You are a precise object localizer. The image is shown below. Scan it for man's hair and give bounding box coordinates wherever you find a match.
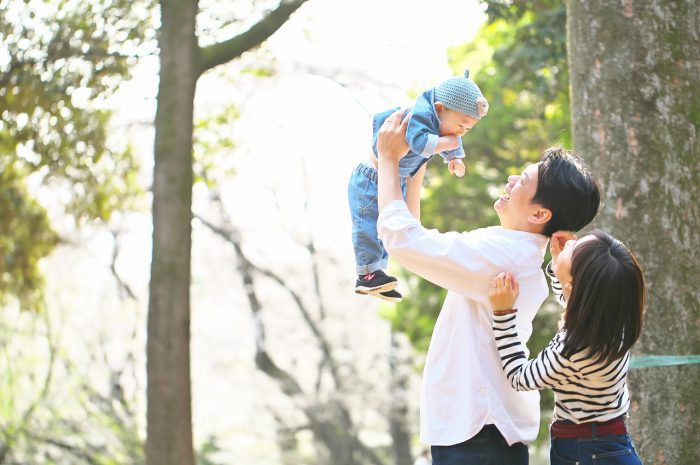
[561,229,645,364]
[532,147,601,236]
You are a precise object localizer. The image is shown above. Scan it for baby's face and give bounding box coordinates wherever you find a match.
[438,108,479,137]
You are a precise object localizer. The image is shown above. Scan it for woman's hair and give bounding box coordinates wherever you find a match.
[561,229,645,364]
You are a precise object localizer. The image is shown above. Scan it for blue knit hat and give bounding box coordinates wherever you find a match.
[434,69,489,119]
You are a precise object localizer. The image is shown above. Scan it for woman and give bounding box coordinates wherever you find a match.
[489,229,644,464]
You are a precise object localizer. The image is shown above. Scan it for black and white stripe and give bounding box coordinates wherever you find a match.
[491,263,631,424]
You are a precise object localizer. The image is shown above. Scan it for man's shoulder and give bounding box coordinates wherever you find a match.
[462,227,546,260]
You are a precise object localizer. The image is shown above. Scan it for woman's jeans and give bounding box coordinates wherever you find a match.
[550,433,643,465]
[431,425,528,465]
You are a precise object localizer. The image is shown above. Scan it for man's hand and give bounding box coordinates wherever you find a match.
[448,158,466,177]
[377,109,410,163]
[550,231,576,265]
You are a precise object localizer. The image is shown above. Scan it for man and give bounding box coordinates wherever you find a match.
[375,109,601,464]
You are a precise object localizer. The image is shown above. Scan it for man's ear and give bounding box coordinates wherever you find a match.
[528,207,552,226]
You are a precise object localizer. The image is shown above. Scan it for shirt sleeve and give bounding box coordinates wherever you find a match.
[492,317,579,391]
[377,200,513,303]
[546,262,567,308]
[405,110,439,158]
[440,138,465,162]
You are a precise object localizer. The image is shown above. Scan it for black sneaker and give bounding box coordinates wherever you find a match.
[354,270,398,294]
[369,289,403,303]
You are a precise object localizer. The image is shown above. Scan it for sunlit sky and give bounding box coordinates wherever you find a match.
[111,0,488,264]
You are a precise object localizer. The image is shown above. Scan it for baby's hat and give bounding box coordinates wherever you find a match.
[434,69,489,119]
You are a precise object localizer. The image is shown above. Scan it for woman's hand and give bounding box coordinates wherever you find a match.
[489,272,519,311]
[550,231,576,265]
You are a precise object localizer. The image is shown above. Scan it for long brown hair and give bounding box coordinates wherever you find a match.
[561,230,645,364]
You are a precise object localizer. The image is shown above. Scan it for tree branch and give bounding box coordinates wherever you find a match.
[109,229,138,301]
[195,208,343,389]
[197,0,309,75]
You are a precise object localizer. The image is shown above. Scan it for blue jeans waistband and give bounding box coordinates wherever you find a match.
[353,163,378,182]
[353,162,411,182]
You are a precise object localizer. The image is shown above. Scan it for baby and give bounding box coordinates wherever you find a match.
[348,69,488,302]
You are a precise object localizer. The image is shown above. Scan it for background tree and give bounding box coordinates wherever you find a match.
[0,0,149,311]
[567,0,700,463]
[147,1,309,464]
[187,88,417,462]
[0,232,145,464]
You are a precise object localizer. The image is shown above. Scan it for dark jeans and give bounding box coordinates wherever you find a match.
[550,433,642,465]
[431,425,528,465]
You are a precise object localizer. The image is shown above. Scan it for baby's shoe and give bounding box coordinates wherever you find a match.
[355,270,398,294]
[370,289,403,303]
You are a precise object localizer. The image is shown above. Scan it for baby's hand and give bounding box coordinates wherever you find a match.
[448,158,466,177]
[489,272,519,312]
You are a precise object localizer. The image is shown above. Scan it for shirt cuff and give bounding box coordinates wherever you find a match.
[421,134,439,158]
[442,148,466,162]
[492,313,518,331]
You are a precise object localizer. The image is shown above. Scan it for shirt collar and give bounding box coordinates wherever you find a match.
[491,226,549,255]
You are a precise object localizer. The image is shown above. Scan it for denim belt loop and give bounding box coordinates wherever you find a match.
[591,422,598,439]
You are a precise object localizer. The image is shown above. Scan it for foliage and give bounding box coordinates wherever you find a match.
[193,101,239,188]
[382,0,570,445]
[0,308,144,464]
[0,0,153,310]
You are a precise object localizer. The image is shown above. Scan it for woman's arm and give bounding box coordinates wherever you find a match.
[490,273,578,391]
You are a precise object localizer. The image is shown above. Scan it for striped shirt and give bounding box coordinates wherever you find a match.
[491,264,631,424]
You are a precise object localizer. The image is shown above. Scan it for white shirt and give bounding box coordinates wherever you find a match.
[377,200,550,446]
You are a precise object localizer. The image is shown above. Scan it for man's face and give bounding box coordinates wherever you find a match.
[494,163,543,231]
[437,108,479,137]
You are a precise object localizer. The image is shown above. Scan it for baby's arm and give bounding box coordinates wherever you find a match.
[434,136,461,153]
[440,137,466,177]
[405,111,451,157]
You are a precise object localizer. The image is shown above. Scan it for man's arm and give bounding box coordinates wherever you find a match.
[405,163,426,220]
[377,109,410,210]
[376,109,511,302]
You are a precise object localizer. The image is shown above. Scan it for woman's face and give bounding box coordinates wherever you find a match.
[553,234,598,296]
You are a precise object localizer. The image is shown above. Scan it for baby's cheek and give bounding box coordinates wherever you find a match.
[439,122,454,136]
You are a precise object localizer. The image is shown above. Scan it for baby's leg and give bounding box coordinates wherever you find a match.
[348,164,388,276]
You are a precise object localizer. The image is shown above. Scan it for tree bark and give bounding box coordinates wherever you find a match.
[146,0,198,464]
[146,0,311,461]
[567,1,700,463]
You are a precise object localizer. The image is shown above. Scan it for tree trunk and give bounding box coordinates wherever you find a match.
[146,0,198,464]
[567,1,700,463]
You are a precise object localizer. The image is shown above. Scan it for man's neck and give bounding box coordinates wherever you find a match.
[499,221,546,236]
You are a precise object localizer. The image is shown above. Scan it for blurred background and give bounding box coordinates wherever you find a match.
[1,0,698,464]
